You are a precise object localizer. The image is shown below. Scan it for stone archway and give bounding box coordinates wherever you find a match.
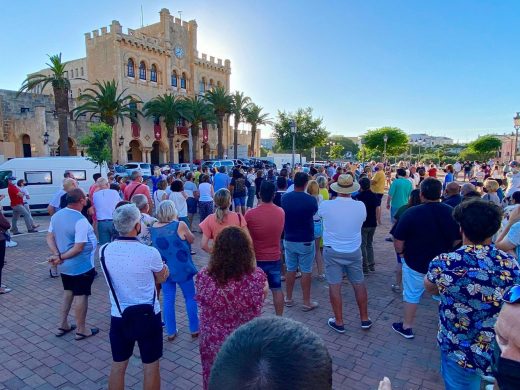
[202,143,210,160]
[22,134,31,157]
[178,140,189,163]
[151,141,168,165]
[128,140,143,162]
[68,137,77,156]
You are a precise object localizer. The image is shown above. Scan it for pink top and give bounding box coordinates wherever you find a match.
[199,212,247,240]
[196,267,266,389]
[124,181,153,207]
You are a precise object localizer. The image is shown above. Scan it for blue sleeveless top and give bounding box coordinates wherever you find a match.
[150,221,197,283]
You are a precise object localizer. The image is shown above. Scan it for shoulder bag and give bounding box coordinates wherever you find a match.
[100,243,157,339]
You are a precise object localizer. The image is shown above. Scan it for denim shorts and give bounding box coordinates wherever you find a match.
[256,260,282,290]
[402,260,425,304]
[233,196,246,207]
[323,246,364,284]
[186,197,197,214]
[440,350,481,390]
[284,240,315,273]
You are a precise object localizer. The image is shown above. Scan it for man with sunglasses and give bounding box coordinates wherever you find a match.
[492,285,520,390]
[424,199,520,390]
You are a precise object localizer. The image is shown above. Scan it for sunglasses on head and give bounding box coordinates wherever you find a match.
[503,285,520,304]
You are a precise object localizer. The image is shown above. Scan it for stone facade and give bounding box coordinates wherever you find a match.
[20,8,260,163]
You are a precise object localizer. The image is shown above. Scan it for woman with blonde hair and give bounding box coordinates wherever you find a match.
[306,180,325,280]
[199,189,247,253]
[482,179,501,207]
[196,226,267,389]
[150,200,199,341]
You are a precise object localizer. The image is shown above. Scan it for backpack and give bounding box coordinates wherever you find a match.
[234,177,246,194]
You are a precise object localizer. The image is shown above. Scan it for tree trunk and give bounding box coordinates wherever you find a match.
[233,116,239,159]
[168,125,175,163]
[217,114,224,159]
[54,86,70,156]
[191,123,199,161]
[250,124,257,157]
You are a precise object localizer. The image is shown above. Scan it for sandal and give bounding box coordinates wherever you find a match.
[167,334,177,342]
[302,301,319,312]
[191,332,199,339]
[55,325,76,337]
[0,287,12,294]
[284,299,294,307]
[75,327,99,340]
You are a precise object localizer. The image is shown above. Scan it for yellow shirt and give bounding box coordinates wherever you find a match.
[194,171,201,184]
[319,188,330,201]
[371,170,385,194]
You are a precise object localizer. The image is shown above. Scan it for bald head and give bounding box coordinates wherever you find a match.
[495,302,520,362]
[445,182,461,196]
[461,183,476,196]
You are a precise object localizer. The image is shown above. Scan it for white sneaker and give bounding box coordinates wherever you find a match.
[6,241,18,248]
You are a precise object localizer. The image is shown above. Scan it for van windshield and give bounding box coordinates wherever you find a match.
[124,164,138,169]
[0,171,12,190]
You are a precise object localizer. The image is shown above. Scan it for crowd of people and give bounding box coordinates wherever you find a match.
[1,157,520,390]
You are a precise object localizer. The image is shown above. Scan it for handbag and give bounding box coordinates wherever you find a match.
[100,243,157,339]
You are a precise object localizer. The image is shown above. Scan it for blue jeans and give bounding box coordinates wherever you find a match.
[441,351,481,390]
[98,220,115,245]
[162,278,199,336]
[247,186,256,208]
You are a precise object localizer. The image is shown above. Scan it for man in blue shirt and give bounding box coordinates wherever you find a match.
[213,166,230,192]
[281,172,319,311]
[47,188,98,340]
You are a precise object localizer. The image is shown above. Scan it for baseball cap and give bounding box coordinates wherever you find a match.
[510,161,519,168]
[7,176,16,181]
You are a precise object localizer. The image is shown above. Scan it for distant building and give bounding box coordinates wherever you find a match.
[409,133,453,147]
[260,138,276,150]
[495,134,518,163]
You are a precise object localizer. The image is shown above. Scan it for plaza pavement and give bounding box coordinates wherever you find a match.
[0,202,443,390]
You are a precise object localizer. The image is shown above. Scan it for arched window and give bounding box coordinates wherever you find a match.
[127,59,135,78]
[139,61,146,80]
[199,77,206,93]
[150,64,157,82]
[180,72,187,89]
[209,79,214,91]
[171,70,178,87]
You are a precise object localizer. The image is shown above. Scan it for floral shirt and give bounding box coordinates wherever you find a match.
[137,213,157,246]
[427,245,520,374]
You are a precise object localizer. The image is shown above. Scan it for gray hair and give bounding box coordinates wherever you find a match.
[316,175,327,189]
[113,204,141,235]
[156,200,178,223]
[131,170,142,181]
[96,177,109,187]
[131,194,148,211]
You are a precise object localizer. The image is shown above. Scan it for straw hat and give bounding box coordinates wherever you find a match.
[330,174,360,195]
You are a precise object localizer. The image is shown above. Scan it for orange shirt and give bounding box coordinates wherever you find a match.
[199,212,247,240]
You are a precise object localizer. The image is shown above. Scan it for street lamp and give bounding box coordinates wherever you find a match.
[43,131,49,145]
[118,135,124,147]
[383,134,388,163]
[290,120,297,168]
[514,112,520,161]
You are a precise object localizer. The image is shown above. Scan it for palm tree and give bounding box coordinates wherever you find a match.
[73,80,141,159]
[245,104,272,157]
[230,91,251,159]
[19,53,71,155]
[143,94,183,162]
[181,97,216,162]
[205,86,233,159]
[73,80,141,127]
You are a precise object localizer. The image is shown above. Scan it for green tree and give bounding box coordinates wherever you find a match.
[466,135,502,159]
[260,146,269,157]
[245,104,272,157]
[361,127,409,159]
[143,94,183,163]
[273,107,329,158]
[230,91,251,159]
[180,97,216,161]
[205,86,233,158]
[329,144,345,160]
[80,123,112,172]
[19,53,71,155]
[329,135,360,157]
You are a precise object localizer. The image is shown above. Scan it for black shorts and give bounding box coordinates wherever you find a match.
[109,312,163,364]
[375,193,384,206]
[61,268,96,296]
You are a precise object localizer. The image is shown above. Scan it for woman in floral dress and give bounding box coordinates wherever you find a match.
[195,226,267,389]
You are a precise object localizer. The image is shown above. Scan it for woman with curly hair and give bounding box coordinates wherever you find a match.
[199,189,247,253]
[195,226,268,389]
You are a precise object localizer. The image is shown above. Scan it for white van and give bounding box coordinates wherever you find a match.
[0,157,108,213]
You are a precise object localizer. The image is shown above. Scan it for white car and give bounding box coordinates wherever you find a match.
[124,162,152,178]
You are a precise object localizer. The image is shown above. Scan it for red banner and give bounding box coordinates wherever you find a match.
[131,122,140,138]
[177,126,188,136]
[154,123,161,140]
[202,126,208,142]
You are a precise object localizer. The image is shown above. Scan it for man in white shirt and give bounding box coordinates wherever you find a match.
[408,166,420,189]
[100,204,169,390]
[318,174,371,334]
[506,161,520,198]
[92,177,121,245]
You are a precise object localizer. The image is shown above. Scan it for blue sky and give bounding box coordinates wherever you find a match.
[1,0,519,141]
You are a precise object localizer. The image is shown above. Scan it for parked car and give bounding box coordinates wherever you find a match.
[114,165,129,178]
[232,159,251,167]
[202,159,235,171]
[124,162,152,178]
[0,157,109,213]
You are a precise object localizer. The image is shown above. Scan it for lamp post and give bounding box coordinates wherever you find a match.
[514,112,520,161]
[188,125,194,168]
[290,120,297,168]
[383,134,388,163]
